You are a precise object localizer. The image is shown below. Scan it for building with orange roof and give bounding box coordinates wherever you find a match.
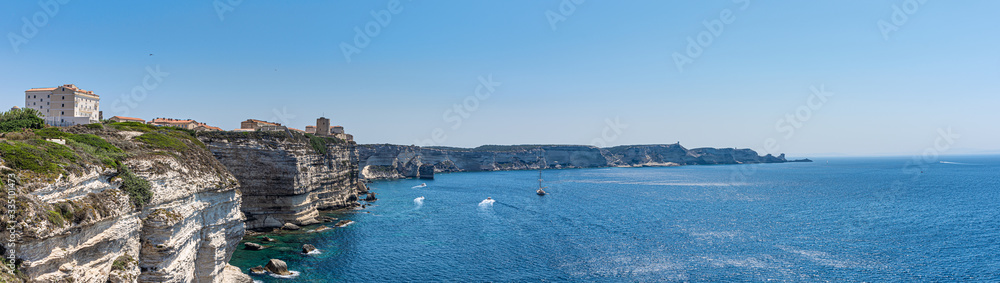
[148,118,199,129]
[240,119,286,131]
[25,84,100,126]
[109,116,145,123]
[148,117,222,131]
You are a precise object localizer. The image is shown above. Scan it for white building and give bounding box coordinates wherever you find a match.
[25,84,100,126]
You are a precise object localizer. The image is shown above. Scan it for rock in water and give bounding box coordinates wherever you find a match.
[264,259,291,275]
[249,266,266,275]
[335,220,353,227]
[261,236,276,242]
[282,223,301,230]
[365,192,378,201]
[244,242,264,250]
[302,244,316,254]
[222,264,254,283]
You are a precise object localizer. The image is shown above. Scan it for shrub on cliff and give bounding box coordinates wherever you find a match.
[119,167,152,209]
[305,134,330,154]
[0,108,44,133]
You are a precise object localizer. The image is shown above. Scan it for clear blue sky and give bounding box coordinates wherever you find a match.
[1,1,998,156]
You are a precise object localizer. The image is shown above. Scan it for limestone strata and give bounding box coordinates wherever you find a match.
[357,143,788,179]
[198,131,366,230]
[0,125,247,283]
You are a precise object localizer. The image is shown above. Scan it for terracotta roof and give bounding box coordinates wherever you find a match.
[246,119,281,126]
[150,118,196,124]
[195,124,222,131]
[111,116,144,121]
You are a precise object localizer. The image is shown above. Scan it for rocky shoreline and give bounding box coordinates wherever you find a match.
[0,121,803,282]
[357,143,804,180]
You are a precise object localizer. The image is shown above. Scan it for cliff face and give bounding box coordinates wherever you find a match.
[357,143,787,179]
[0,124,250,283]
[198,131,366,231]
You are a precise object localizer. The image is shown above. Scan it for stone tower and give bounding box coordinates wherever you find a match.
[316,117,330,136]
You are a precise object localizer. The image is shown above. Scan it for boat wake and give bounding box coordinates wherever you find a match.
[412,183,427,188]
[414,196,425,208]
[268,270,301,279]
[940,161,975,165]
[478,198,495,208]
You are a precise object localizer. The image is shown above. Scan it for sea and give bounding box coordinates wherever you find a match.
[229,155,1000,282]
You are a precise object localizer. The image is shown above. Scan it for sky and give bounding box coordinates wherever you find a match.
[1,1,998,157]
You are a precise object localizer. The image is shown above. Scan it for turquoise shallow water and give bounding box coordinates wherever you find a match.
[230,156,1000,282]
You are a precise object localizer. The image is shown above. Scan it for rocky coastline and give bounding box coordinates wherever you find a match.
[0,121,801,282]
[197,131,368,231]
[357,143,799,180]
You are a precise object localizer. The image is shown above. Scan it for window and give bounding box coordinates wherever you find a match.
[61,111,64,115]
[62,104,65,107]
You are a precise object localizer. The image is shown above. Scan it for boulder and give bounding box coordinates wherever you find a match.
[244,242,264,251]
[264,259,291,275]
[261,236,276,242]
[364,192,377,201]
[313,226,331,232]
[249,266,266,275]
[335,220,353,227]
[222,264,254,283]
[302,244,316,254]
[282,223,301,230]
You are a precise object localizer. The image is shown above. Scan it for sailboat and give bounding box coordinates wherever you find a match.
[536,170,547,196]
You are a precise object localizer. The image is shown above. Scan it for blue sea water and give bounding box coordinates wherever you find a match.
[230,156,1000,282]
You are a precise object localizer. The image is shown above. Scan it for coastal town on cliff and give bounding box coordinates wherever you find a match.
[0,83,807,282]
[3,1,995,282]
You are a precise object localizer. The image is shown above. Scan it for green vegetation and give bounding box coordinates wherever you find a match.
[163,126,196,137]
[119,168,152,209]
[84,123,103,130]
[111,254,135,271]
[34,128,126,169]
[306,133,330,154]
[0,108,44,133]
[46,210,64,227]
[136,132,188,151]
[0,139,77,174]
[109,121,154,132]
[33,127,71,139]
